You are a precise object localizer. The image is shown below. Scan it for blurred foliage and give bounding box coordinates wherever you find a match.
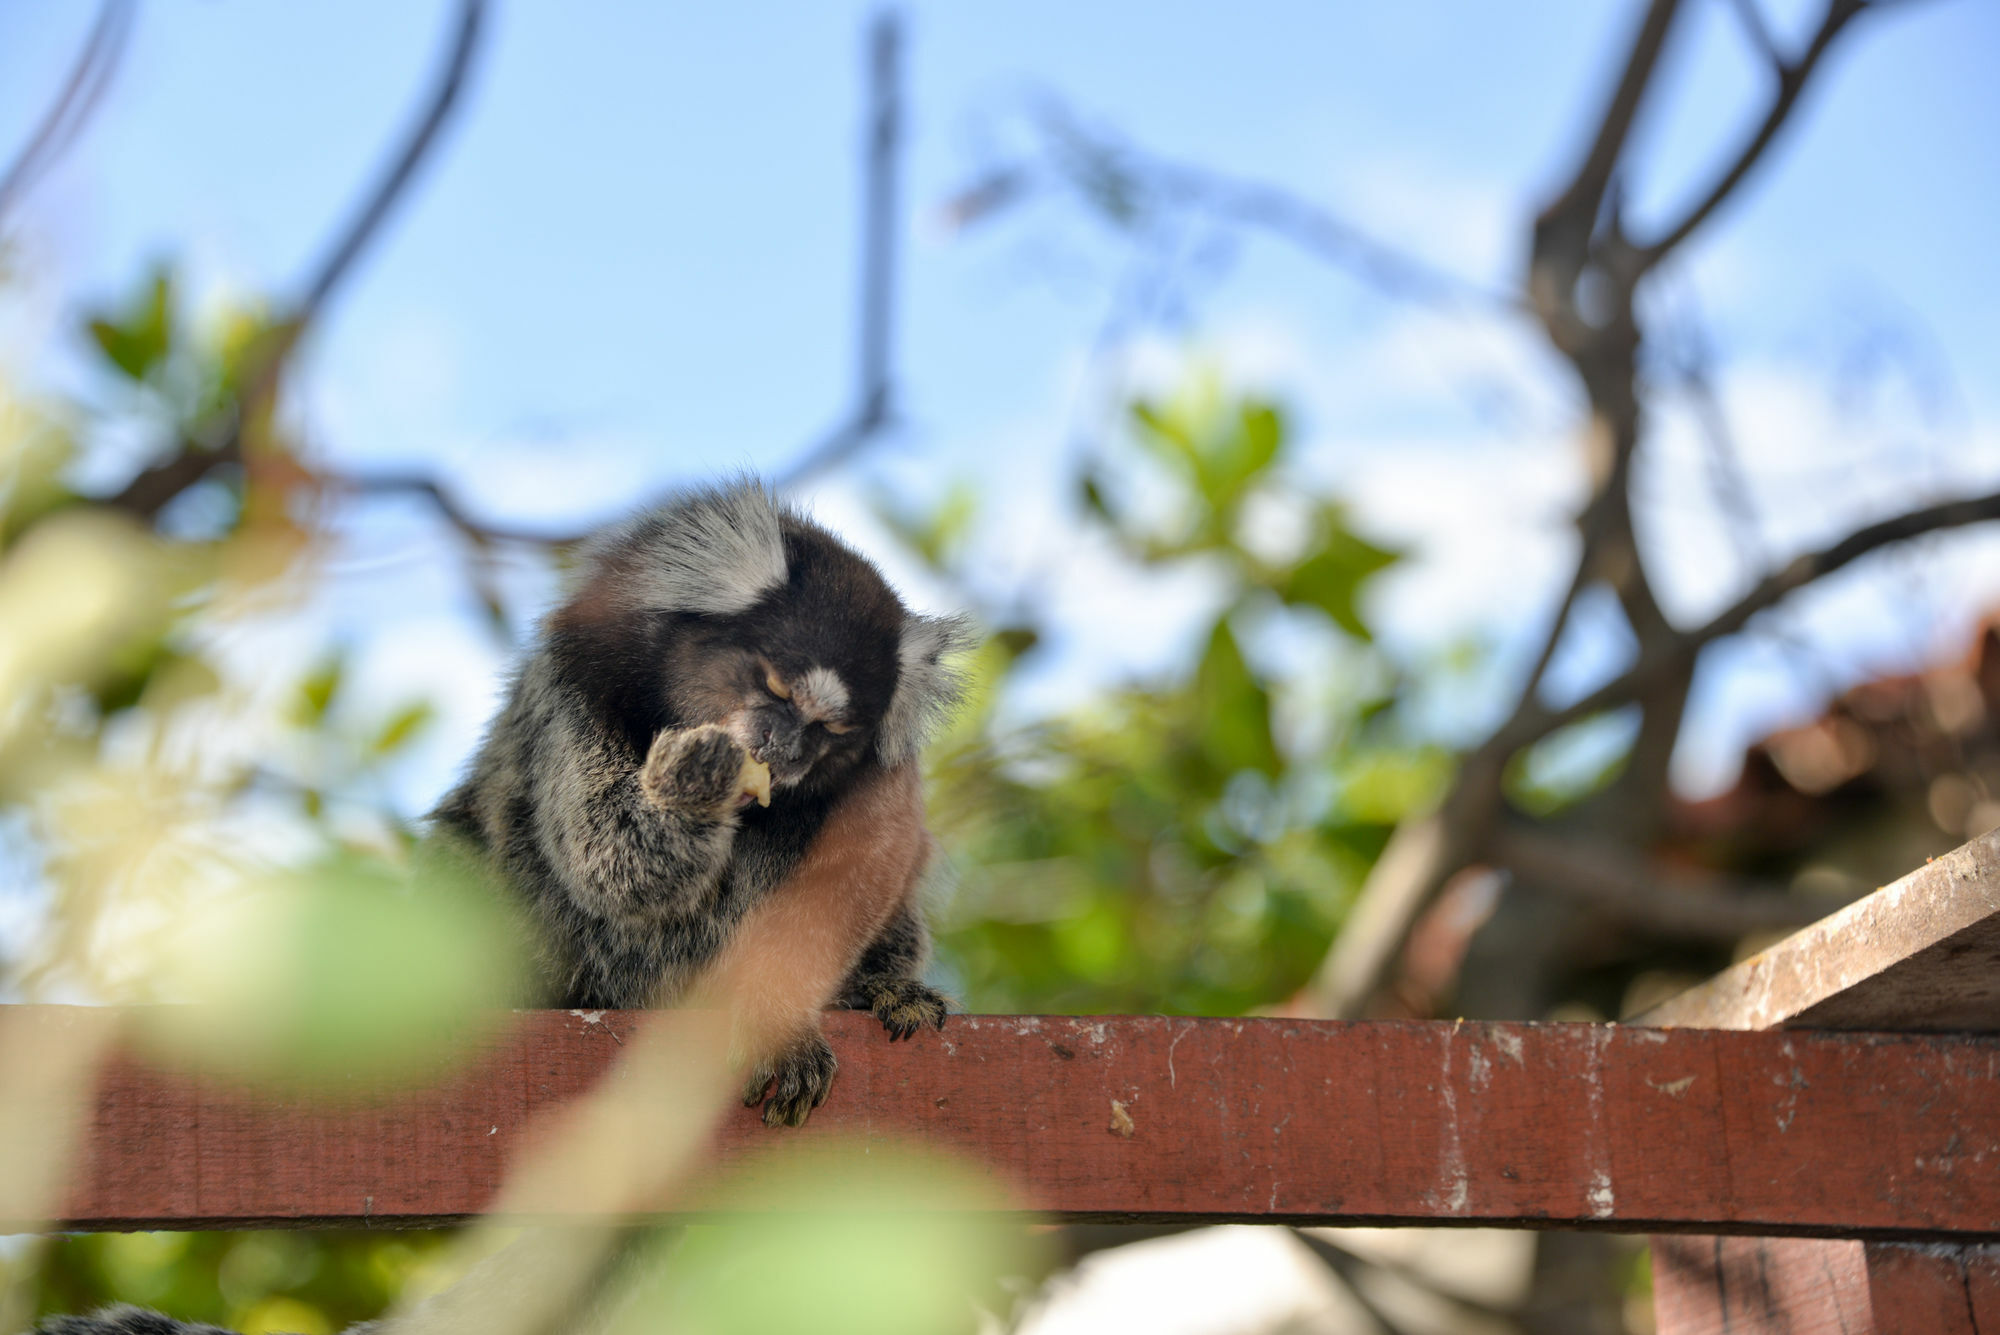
[611,1140,1039,1335]
[132,847,527,1089]
[2,265,510,1332]
[919,377,1441,1014]
[22,1231,450,1335]
[0,263,462,999]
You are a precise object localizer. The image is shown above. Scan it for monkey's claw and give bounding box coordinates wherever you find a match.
[742,1031,837,1129]
[868,979,950,1041]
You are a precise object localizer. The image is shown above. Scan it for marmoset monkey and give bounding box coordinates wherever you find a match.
[23,486,969,1335]
[430,479,968,1126]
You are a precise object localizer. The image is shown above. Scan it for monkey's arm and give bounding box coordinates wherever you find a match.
[533,715,751,921]
[703,760,939,1126]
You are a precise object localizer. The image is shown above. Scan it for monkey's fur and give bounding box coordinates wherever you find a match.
[31,1313,239,1335]
[429,479,968,1126]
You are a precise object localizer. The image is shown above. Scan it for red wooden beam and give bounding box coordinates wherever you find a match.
[8,1006,1995,1236]
[1652,1237,2000,1334]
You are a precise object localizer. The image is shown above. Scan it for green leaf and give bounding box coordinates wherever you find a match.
[990,626,1040,663]
[291,655,345,726]
[135,849,531,1086]
[369,701,435,756]
[1280,511,1402,641]
[1131,393,1286,521]
[1130,398,1199,471]
[1336,749,1453,824]
[91,633,174,715]
[1193,619,1279,776]
[1078,469,1113,522]
[872,481,977,572]
[1202,400,1282,506]
[85,268,174,381]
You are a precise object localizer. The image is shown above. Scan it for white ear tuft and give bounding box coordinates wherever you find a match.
[877,613,975,767]
[587,479,787,616]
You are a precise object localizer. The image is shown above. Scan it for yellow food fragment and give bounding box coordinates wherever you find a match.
[739,755,772,808]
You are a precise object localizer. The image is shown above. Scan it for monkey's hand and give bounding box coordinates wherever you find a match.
[740,1028,838,1129]
[641,725,765,816]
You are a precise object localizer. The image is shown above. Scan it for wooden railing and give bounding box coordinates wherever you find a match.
[5,828,1998,1333]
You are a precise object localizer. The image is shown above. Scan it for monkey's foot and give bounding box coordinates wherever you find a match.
[741,1030,837,1129]
[863,978,950,1041]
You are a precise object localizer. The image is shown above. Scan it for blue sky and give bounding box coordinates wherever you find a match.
[4,0,1999,807]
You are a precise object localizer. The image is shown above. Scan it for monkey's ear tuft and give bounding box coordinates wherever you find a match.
[878,613,976,767]
[580,478,788,617]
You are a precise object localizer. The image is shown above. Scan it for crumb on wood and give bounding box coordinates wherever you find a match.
[1108,1099,1136,1138]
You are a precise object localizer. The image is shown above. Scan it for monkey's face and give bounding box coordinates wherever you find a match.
[673,645,876,799]
[735,655,866,793]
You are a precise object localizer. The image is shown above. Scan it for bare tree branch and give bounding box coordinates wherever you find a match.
[1511,441,1646,717]
[342,7,905,551]
[0,0,134,228]
[1678,339,1766,573]
[1146,161,1517,310]
[1489,826,1838,942]
[1523,487,2000,744]
[297,0,486,322]
[1691,489,2000,656]
[1636,0,1866,268]
[103,0,488,523]
[1532,0,1683,271]
[1309,809,1464,1019]
[955,105,1515,311]
[776,10,904,490]
[1317,111,1973,1020]
[330,471,573,549]
[1312,2,1702,1020]
[1726,0,1782,66]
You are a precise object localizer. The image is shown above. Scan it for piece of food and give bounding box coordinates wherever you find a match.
[738,754,772,808]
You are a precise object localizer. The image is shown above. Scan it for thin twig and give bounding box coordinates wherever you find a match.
[1670,317,1843,699]
[776,10,904,490]
[104,0,488,522]
[1510,447,1640,716]
[1726,0,1782,66]
[1668,293,1767,572]
[331,471,577,548]
[1535,0,1684,245]
[1637,0,1865,267]
[0,0,135,227]
[977,102,1516,311]
[1151,162,1518,310]
[298,0,486,322]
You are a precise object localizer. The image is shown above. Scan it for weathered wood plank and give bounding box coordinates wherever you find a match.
[1639,828,2000,1033]
[1651,1236,1872,1335]
[7,1007,1995,1236]
[1645,831,2000,1333]
[1862,1244,1994,1334]
[1651,1238,2000,1335]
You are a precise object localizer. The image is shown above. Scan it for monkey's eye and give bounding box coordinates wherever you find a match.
[758,660,791,701]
